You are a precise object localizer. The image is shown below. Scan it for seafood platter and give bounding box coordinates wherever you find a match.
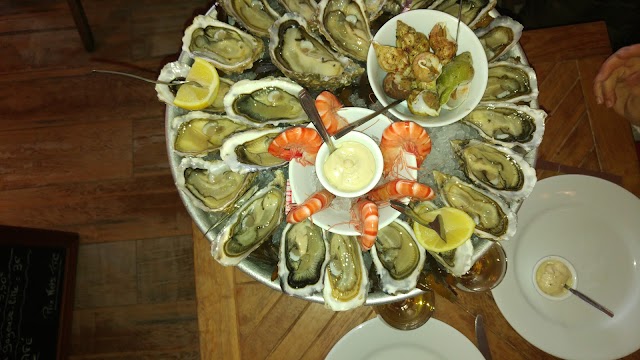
[159,0,546,309]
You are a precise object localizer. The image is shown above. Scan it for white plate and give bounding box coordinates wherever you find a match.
[288,107,417,236]
[492,175,640,360]
[326,317,484,360]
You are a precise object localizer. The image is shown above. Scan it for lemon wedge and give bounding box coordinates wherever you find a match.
[173,57,220,110]
[412,207,475,252]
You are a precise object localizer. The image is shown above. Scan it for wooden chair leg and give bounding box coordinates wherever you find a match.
[66,0,95,52]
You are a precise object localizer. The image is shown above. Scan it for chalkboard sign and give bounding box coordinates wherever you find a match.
[0,225,78,360]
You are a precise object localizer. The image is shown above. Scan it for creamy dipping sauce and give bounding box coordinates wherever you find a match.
[323,141,376,192]
[535,260,572,296]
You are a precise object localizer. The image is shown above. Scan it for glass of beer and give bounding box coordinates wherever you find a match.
[455,242,508,292]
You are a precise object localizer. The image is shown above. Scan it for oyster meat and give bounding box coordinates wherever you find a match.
[482,61,539,103]
[462,102,546,150]
[172,111,250,156]
[224,77,308,127]
[181,14,264,73]
[451,139,537,201]
[370,220,426,294]
[317,0,372,61]
[278,220,330,297]
[268,13,364,90]
[277,0,319,29]
[212,171,286,266]
[323,233,368,311]
[176,158,257,212]
[205,78,235,113]
[222,0,280,37]
[429,0,497,29]
[220,127,288,173]
[430,239,474,276]
[433,171,517,241]
[474,16,524,62]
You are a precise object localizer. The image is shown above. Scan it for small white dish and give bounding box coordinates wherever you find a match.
[367,9,488,127]
[288,107,417,236]
[315,131,383,198]
[532,255,577,301]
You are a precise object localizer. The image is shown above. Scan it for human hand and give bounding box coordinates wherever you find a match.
[593,44,640,126]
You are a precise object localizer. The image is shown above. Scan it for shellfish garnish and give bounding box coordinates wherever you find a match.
[176,158,257,212]
[482,61,539,103]
[212,171,286,266]
[224,77,308,127]
[317,0,372,61]
[474,16,524,62]
[172,111,250,156]
[450,139,536,201]
[220,127,288,174]
[428,0,497,29]
[370,220,426,295]
[222,0,280,37]
[268,13,364,90]
[278,220,330,297]
[323,233,368,311]
[462,102,547,151]
[181,14,264,73]
[433,171,517,241]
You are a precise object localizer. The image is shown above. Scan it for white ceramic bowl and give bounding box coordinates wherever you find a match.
[288,107,417,235]
[315,131,383,198]
[532,255,578,301]
[367,9,488,127]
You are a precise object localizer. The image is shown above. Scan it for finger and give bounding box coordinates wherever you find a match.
[595,44,640,83]
[611,44,640,61]
[602,67,625,107]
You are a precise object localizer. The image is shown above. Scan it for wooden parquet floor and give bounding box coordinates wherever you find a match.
[1,0,214,358]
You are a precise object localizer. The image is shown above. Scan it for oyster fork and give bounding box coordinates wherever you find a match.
[91,69,202,87]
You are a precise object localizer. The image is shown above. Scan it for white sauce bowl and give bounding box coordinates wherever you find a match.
[532,255,578,301]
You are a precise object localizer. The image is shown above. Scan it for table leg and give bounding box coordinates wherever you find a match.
[66,0,95,52]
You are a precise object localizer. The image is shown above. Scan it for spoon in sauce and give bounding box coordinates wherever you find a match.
[299,88,337,153]
[563,284,614,318]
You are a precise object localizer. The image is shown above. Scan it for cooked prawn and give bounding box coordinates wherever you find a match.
[351,198,379,251]
[367,179,435,203]
[287,189,335,224]
[379,121,432,177]
[315,91,349,135]
[268,127,323,166]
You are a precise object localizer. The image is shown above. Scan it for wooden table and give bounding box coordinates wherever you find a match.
[191,21,640,360]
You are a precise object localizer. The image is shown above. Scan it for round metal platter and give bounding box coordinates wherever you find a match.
[165,5,540,306]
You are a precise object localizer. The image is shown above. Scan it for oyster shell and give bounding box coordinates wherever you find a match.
[222,0,280,37]
[171,111,250,156]
[317,0,373,61]
[224,77,308,127]
[278,220,330,297]
[212,171,286,266]
[268,13,364,90]
[155,61,191,107]
[474,16,524,62]
[276,0,319,29]
[181,14,264,73]
[450,139,537,201]
[409,0,439,9]
[433,171,517,241]
[176,158,257,212]
[482,61,539,103]
[462,102,547,151]
[364,0,388,21]
[370,220,426,294]
[220,127,288,173]
[429,239,474,276]
[428,0,497,29]
[323,233,368,311]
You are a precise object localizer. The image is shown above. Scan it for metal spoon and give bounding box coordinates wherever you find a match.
[298,88,337,153]
[390,200,447,243]
[333,98,404,140]
[455,0,463,44]
[91,69,202,87]
[563,284,614,318]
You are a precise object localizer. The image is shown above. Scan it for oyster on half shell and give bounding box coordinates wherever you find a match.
[212,171,286,266]
[462,102,546,151]
[172,111,250,156]
[277,0,319,29]
[222,0,280,38]
[278,220,330,297]
[317,0,372,61]
[482,61,539,103]
[323,233,368,311]
[268,13,364,90]
[433,171,517,241]
[182,14,264,73]
[474,16,524,62]
[224,77,308,127]
[155,61,191,107]
[450,139,537,201]
[220,127,288,173]
[428,0,497,29]
[430,239,474,276]
[176,158,257,212]
[370,220,426,295]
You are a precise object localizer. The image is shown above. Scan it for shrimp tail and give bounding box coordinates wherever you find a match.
[287,189,336,224]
